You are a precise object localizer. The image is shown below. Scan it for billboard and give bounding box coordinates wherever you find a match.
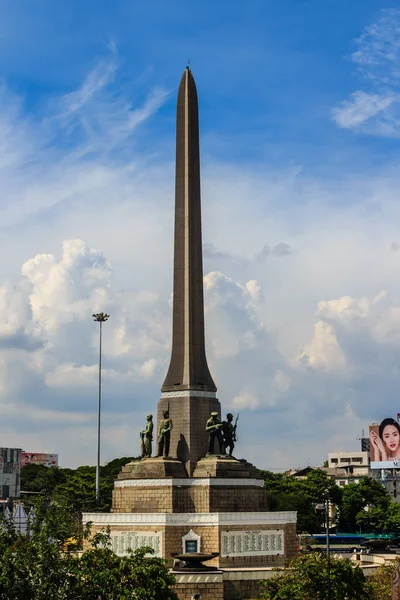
[21,453,58,468]
[370,419,400,469]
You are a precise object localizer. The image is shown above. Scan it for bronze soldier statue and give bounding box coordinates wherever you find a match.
[140,414,154,458]
[223,413,238,457]
[157,410,173,457]
[206,411,224,454]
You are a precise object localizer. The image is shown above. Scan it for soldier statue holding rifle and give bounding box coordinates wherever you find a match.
[223,413,239,457]
[206,412,224,454]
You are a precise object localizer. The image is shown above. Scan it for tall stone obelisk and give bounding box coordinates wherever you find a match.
[157,67,221,475]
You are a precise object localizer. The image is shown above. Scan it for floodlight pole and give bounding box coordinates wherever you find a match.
[92,312,110,505]
[325,493,331,600]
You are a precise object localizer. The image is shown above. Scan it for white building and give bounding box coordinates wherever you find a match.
[327,451,369,487]
[0,448,21,498]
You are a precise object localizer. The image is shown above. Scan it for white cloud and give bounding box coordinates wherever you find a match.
[44,364,99,388]
[232,391,259,410]
[139,358,158,379]
[332,9,400,135]
[298,320,347,373]
[317,294,378,322]
[273,370,291,392]
[332,91,395,129]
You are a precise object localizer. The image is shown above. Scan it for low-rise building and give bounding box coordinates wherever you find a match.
[327,451,369,486]
[0,448,21,499]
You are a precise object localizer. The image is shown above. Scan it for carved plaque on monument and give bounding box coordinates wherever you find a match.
[221,529,284,557]
[110,531,162,557]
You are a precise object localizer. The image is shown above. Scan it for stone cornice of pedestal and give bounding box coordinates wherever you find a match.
[82,511,297,526]
[174,573,223,583]
[114,477,264,488]
[160,390,217,398]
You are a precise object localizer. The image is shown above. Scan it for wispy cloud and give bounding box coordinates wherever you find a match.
[45,49,170,157]
[0,52,170,230]
[332,9,400,136]
[332,91,396,129]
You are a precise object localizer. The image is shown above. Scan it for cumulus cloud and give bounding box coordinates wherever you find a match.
[298,321,348,374]
[0,238,290,466]
[296,289,400,432]
[204,271,264,359]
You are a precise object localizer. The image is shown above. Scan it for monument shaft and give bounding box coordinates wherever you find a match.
[158,68,220,474]
[162,67,216,393]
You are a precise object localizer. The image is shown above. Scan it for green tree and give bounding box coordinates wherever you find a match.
[339,477,396,532]
[21,457,139,512]
[69,531,177,600]
[20,464,66,496]
[369,560,399,600]
[0,501,79,599]
[0,503,177,600]
[262,469,341,533]
[260,553,371,600]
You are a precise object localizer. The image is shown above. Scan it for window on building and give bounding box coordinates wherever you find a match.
[185,540,198,553]
[340,458,350,463]
[339,481,346,486]
[351,457,363,463]
[330,458,338,464]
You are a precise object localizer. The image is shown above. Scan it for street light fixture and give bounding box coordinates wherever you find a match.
[324,491,331,600]
[315,490,332,600]
[92,312,110,505]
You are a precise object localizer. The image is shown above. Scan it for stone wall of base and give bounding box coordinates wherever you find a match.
[221,569,277,600]
[173,568,278,600]
[84,519,297,569]
[223,579,262,600]
[173,572,224,600]
[112,478,267,514]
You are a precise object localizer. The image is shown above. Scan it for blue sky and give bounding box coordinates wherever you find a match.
[1,1,400,470]
[2,1,398,166]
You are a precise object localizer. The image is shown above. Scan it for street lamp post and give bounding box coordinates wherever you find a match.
[315,492,332,599]
[92,312,110,505]
[325,492,331,600]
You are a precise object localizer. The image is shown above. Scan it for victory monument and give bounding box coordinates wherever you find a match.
[83,67,297,600]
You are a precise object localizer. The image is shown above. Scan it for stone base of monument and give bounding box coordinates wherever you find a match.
[193,455,257,478]
[111,455,269,514]
[83,455,297,600]
[173,571,224,600]
[117,456,188,480]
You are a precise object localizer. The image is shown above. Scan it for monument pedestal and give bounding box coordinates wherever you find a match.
[157,392,221,476]
[84,455,297,599]
[118,457,188,480]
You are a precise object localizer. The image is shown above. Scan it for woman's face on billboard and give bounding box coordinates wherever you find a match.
[382,425,400,454]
